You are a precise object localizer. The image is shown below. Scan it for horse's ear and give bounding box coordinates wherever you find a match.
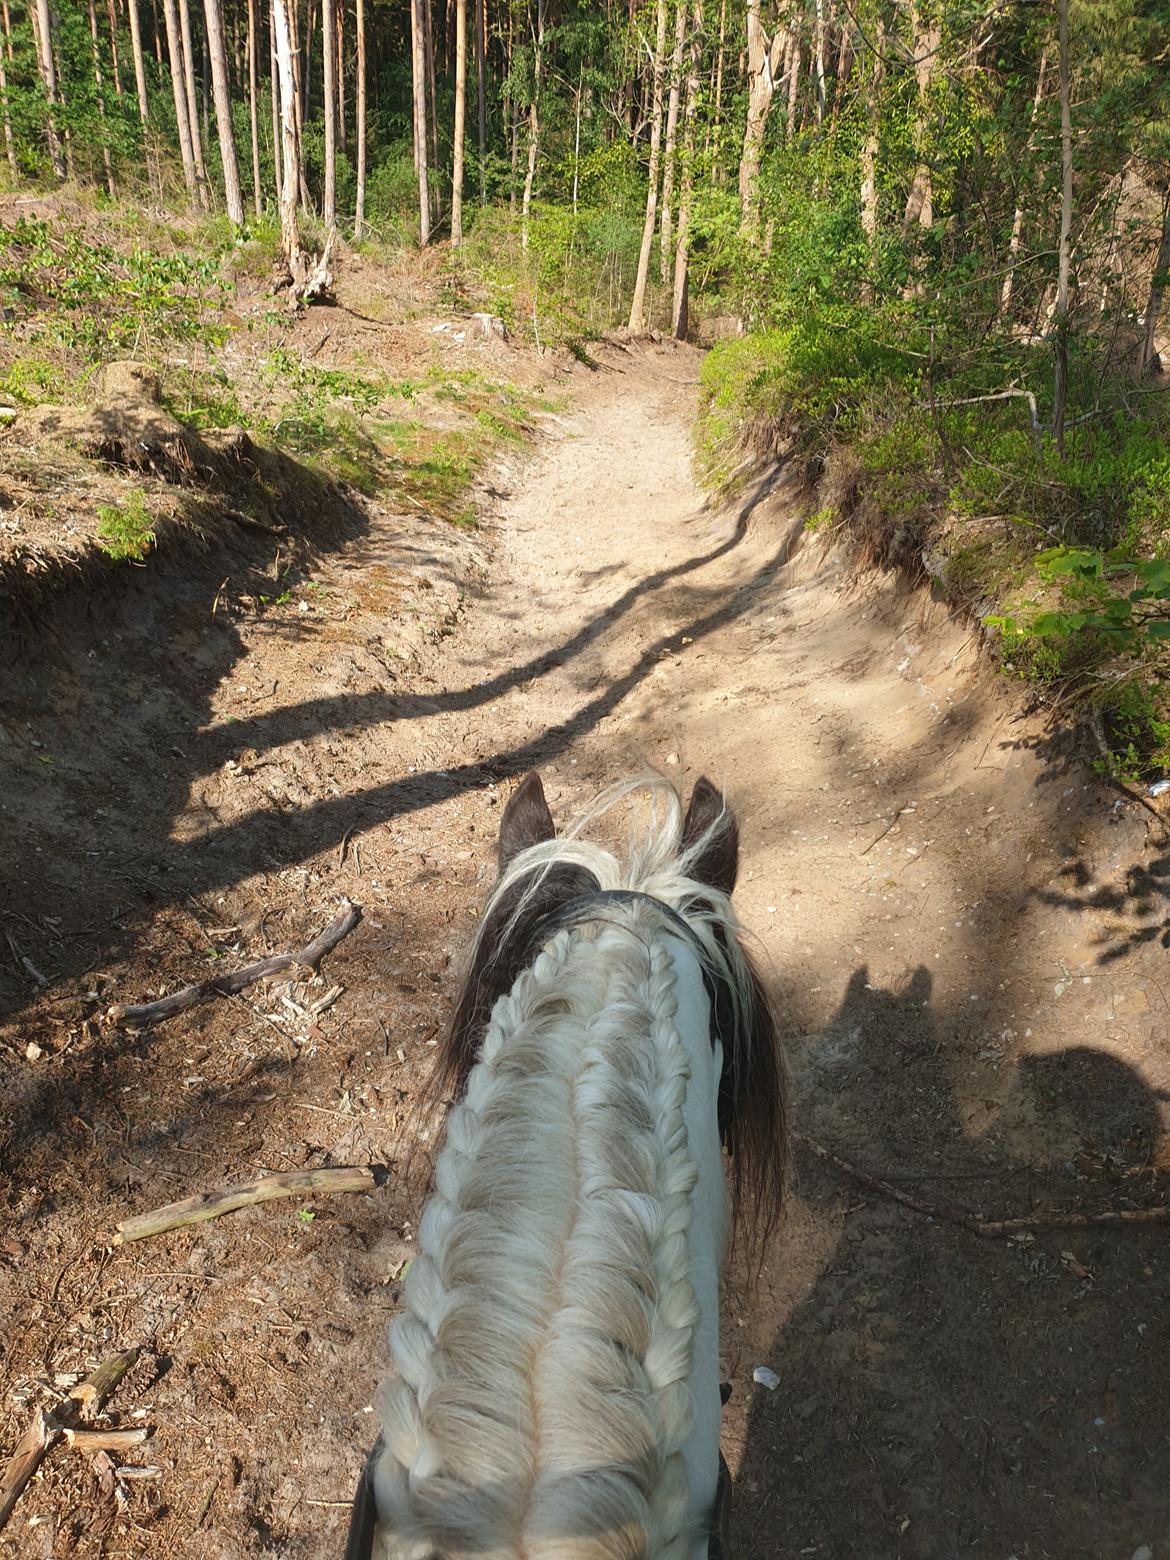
[498,771,556,870]
[681,775,739,896]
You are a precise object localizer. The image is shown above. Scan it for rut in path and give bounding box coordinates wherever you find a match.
[1,342,1167,1560]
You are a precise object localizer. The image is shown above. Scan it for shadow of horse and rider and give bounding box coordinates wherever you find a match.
[731,964,1170,1560]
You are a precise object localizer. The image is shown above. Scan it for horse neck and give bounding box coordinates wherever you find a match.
[375,915,726,1559]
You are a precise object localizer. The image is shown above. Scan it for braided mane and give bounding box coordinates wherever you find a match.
[370,776,786,1560]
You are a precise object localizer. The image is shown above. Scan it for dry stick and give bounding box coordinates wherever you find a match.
[859,801,909,856]
[114,1165,380,1244]
[104,900,361,1030]
[797,1133,1170,1239]
[0,1348,139,1534]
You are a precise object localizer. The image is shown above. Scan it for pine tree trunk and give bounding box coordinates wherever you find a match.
[451,0,466,245]
[126,0,151,123]
[709,0,725,176]
[204,0,245,223]
[424,0,437,171]
[247,0,261,211]
[628,0,668,331]
[411,0,431,242]
[151,0,163,66]
[520,0,545,249]
[659,0,686,284]
[322,0,337,228]
[87,0,117,195]
[336,0,345,151]
[672,0,701,338]
[178,0,209,202]
[858,16,884,297]
[161,0,199,197]
[31,0,65,179]
[475,0,485,203]
[354,0,365,235]
[1051,0,1072,451]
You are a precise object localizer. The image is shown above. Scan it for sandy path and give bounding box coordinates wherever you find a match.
[2,341,1167,1560]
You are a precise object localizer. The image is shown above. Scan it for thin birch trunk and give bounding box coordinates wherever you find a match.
[204,0,245,224]
[859,15,884,299]
[322,0,337,228]
[813,0,826,121]
[0,1,15,175]
[87,0,117,195]
[354,0,366,235]
[1000,48,1048,318]
[628,0,668,330]
[709,0,725,175]
[451,0,466,244]
[659,0,686,284]
[247,0,261,211]
[270,0,281,200]
[520,0,545,249]
[902,0,941,236]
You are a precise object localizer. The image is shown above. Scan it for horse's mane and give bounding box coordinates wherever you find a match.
[372,777,787,1560]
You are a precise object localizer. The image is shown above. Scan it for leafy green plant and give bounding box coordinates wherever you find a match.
[95,491,155,561]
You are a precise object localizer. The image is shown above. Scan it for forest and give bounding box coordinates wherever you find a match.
[2,0,1170,767]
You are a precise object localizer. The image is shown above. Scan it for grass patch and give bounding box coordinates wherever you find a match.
[95,490,155,561]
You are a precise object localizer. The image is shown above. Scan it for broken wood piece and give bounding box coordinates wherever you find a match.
[114,1165,380,1244]
[0,1348,141,1535]
[797,1133,1170,1240]
[63,1427,151,1453]
[104,899,361,1030]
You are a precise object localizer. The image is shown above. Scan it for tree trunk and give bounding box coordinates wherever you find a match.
[628,0,668,331]
[475,0,485,203]
[31,0,65,179]
[322,0,337,228]
[672,0,701,339]
[105,0,124,95]
[520,0,545,249]
[178,0,209,202]
[451,0,466,244]
[424,0,438,171]
[411,0,431,242]
[1051,0,1072,451]
[161,0,199,198]
[785,25,800,136]
[273,0,302,266]
[659,0,686,284]
[270,0,281,200]
[336,0,345,151]
[901,0,941,237]
[1139,190,1170,374]
[247,0,261,212]
[126,0,151,123]
[709,0,725,177]
[813,0,826,121]
[1000,48,1048,319]
[738,0,784,238]
[0,1,15,176]
[204,0,245,224]
[86,0,117,195]
[150,0,163,66]
[858,15,884,299]
[354,0,366,235]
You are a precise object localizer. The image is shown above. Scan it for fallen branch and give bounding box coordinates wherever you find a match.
[859,802,910,857]
[63,1427,151,1453]
[797,1133,1170,1239]
[104,899,361,1030]
[114,1165,381,1244]
[0,1348,139,1534]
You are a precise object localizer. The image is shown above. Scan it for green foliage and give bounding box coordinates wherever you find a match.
[95,491,155,562]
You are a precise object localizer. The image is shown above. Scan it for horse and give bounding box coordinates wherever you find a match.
[346,771,787,1560]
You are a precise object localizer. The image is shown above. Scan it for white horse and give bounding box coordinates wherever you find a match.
[349,773,787,1560]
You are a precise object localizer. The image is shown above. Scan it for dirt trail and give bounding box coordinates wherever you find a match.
[2,342,1169,1559]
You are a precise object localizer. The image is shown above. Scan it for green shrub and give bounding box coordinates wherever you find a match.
[96,491,155,561]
